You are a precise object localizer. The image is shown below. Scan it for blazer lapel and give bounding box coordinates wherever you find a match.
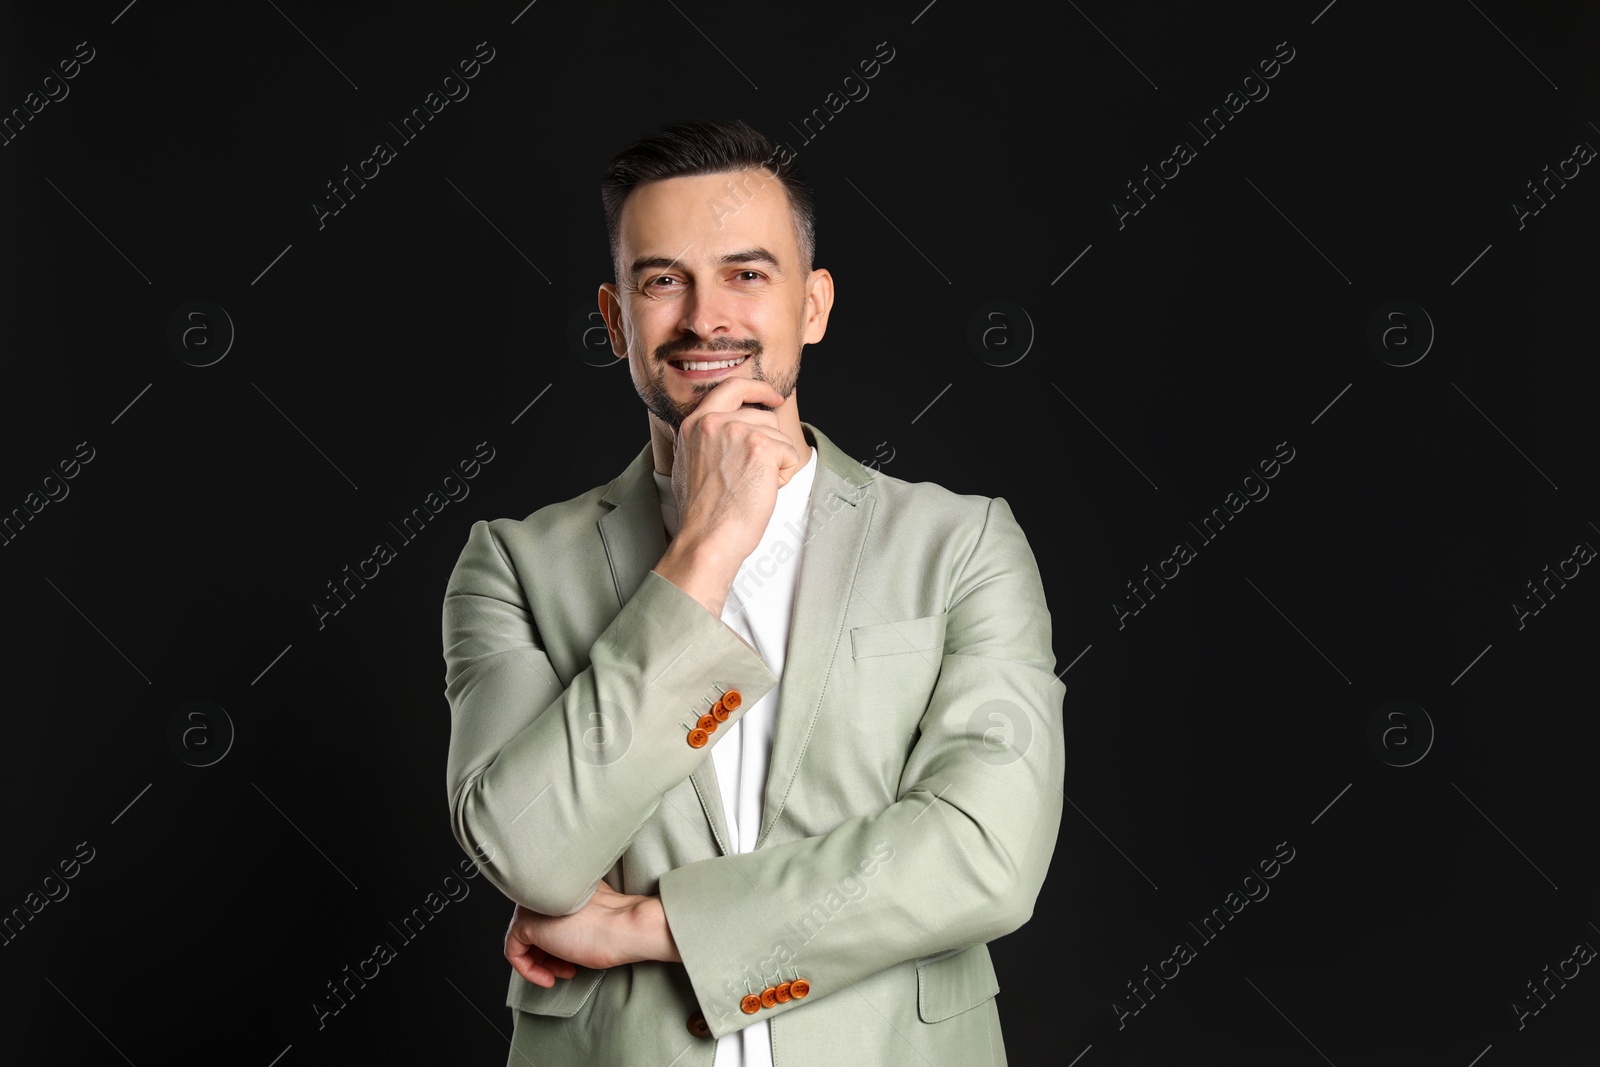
[755,422,875,849]
[596,443,665,609]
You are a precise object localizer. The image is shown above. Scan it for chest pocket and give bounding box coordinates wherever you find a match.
[850,612,947,660]
[843,612,948,742]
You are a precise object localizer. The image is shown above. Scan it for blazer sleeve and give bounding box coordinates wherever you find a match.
[657,496,1066,1039]
[442,517,779,916]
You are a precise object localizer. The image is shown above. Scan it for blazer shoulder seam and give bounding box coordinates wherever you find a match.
[946,495,1000,613]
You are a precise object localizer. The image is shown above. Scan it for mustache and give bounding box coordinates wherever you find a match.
[655,336,762,362]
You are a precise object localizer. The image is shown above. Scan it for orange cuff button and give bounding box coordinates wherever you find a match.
[774,981,792,1003]
[760,987,779,1008]
[711,702,730,722]
[697,714,717,732]
[740,994,763,1015]
[790,979,810,998]
[721,689,742,712]
[687,728,709,748]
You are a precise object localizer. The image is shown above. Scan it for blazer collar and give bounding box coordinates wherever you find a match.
[596,421,876,853]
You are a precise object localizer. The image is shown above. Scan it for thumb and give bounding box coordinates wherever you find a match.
[777,435,807,486]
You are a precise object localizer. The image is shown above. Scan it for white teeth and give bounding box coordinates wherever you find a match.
[675,355,747,371]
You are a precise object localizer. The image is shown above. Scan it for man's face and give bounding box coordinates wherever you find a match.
[599,168,830,432]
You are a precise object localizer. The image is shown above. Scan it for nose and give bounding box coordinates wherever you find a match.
[678,280,736,342]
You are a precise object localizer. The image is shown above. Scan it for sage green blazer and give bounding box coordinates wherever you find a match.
[442,421,1065,1065]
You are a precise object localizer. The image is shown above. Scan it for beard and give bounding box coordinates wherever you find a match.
[636,335,800,432]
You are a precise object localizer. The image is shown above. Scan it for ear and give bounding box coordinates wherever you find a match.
[597,283,629,359]
[799,268,834,346]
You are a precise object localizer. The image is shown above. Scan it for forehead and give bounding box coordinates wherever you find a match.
[618,168,797,263]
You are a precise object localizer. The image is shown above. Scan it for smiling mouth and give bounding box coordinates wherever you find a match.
[668,353,750,372]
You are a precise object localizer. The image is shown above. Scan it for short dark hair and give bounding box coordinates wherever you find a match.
[601,118,816,281]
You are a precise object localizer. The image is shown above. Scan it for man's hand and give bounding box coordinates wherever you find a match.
[655,377,805,617]
[504,880,680,987]
[672,376,804,556]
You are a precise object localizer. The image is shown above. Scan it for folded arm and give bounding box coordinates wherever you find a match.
[659,496,1066,1038]
[442,518,778,916]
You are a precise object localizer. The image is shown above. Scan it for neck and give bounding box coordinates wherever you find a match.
[651,397,808,477]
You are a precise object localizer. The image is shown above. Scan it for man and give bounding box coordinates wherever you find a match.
[442,118,1064,1066]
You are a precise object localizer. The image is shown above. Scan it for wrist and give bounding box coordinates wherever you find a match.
[629,895,680,964]
[654,539,739,618]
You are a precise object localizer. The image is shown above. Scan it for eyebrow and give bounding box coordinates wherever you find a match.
[627,247,781,278]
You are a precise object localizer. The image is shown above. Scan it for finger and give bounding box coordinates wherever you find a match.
[504,922,545,980]
[677,416,791,486]
[703,423,804,491]
[507,943,572,987]
[679,378,787,436]
[526,946,578,983]
[506,945,554,987]
[737,424,805,481]
[705,374,788,411]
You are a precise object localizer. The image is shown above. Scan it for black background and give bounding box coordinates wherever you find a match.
[3,1,1597,1064]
